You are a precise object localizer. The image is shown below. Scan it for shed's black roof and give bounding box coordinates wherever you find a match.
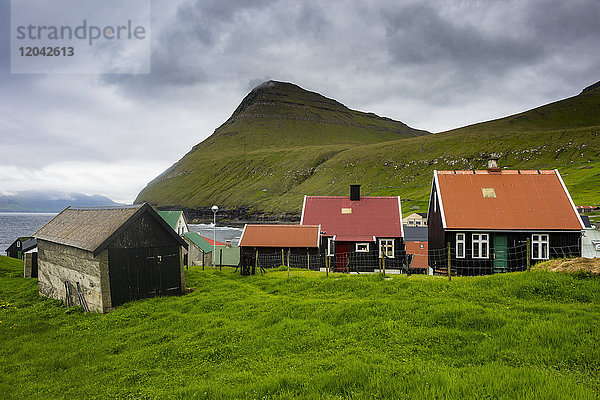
[403,226,428,241]
[581,215,593,229]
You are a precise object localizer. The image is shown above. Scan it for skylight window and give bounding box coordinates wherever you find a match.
[481,188,496,198]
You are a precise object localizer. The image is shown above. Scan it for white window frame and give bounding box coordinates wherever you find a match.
[379,239,395,258]
[355,243,370,253]
[327,238,335,256]
[456,233,465,258]
[532,234,549,260]
[472,233,489,259]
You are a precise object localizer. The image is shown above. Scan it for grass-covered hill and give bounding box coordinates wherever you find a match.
[136,80,600,217]
[135,81,430,215]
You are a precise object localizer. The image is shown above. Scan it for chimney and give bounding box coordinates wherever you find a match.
[487,154,501,174]
[350,185,361,201]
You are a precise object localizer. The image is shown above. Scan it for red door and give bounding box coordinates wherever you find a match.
[335,242,350,272]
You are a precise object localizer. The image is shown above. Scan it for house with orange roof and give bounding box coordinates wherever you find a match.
[428,162,584,275]
[239,224,321,274]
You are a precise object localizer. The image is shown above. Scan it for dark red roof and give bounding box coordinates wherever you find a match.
[301,196,403,241]
[434,169,584,230]
[239,225,320,248]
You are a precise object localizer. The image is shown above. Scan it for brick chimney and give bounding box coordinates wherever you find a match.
[350,185,361,201]
[487,155,501,174]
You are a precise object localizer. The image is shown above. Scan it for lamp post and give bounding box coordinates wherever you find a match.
[211,205,218,267]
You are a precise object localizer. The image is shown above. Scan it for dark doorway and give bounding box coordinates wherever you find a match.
[335,242,350,272]
[108,246,181,307]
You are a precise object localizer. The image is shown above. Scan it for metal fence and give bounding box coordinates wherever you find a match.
[240,249,413,275]
[428,243,581,276]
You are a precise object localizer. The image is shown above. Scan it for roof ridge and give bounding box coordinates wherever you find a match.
[68,204,141,210]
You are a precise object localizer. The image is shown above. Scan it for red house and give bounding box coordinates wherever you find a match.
[301,185,406,272]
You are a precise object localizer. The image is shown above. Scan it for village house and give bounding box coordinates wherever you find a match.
[428,164,584,275]
[301,185,406,273]
[157,210,189,235]
[403,226,428,273]
[581,216,600,258]
[239,224,321,274]
[5,237,36,259]
[34,203,187,313]
[183,231,214,267]
[402,212,428,226]
[6,237,39,278]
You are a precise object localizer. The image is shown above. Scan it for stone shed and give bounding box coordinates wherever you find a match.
[34,203,188,313]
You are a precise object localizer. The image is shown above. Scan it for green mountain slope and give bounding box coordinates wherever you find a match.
[137,80,600,218]
[135,81,430,212]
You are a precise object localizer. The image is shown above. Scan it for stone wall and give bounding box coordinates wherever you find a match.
[37,240,110,313]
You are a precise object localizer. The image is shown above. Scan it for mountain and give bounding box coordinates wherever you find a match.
[0,191,124,212]
[135,80,430,216]
[137,80,600,221]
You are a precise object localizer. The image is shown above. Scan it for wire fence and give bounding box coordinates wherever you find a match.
[238,242,581,276]
[428,243,581,276]
[240,249,416,275]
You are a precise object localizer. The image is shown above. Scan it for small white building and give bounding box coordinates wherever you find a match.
[581,216,600,258]
[157,211,189,235]
[402,212,428,227]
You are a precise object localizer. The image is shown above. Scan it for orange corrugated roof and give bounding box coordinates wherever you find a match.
[436,170,583,230]
[239,225,320,248]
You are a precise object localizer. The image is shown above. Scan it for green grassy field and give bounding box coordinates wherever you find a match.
[1,254,599,399]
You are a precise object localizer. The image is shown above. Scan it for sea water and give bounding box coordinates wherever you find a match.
[0,212,56,253]
[188,223,243,246]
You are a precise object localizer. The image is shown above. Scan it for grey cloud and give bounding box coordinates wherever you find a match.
[383,3,542,70]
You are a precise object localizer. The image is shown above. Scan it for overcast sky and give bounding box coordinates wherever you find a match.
[1,0,599,203]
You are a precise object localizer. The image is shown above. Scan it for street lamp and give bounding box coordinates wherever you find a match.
[211,205,218,267]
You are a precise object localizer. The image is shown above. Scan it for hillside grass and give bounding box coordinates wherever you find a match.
[1,255,600,399]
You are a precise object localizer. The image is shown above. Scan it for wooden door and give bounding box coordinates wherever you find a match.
[108,246,181,307]
[493,235,508,272]
[335,242,350,272]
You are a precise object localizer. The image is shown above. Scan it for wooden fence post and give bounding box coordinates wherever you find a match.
[307,252,310,270]
[282,249,284,266]
[254,249,258,275]
[447,242,452,281]
[526,238,531,271]
[287,248,290,278]
[219,249,222,271]
[382,255,386,277]
[326,254,329,277]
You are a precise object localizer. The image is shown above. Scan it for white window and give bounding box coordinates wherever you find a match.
[532,234,549,260]
[472,233,489,258]
[379,239,395,258]
[327,238,335,256]
[456,233,465,258]
[415,220,421,226]
[355,243,369,253]
[16,241,21,248]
